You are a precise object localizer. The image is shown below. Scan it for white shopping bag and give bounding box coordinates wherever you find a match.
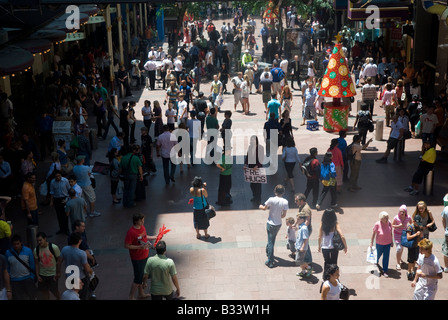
[366,246,377,264]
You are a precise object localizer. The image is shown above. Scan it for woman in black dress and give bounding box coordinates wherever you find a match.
[119,101,130,148]
[152,100,164,140]
[189,176,210,239]
[218,63,230,94]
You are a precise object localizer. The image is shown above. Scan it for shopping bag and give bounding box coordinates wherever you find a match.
[39,182,48,197]
[366,246,377,264]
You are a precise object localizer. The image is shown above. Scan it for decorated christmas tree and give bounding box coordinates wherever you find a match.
[318,34,357,131]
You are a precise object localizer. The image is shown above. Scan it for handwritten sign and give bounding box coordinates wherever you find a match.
[244,167,267,184]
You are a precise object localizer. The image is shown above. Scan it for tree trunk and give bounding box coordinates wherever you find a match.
[170,6,187,57]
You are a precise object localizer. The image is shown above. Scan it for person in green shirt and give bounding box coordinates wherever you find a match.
[142,240,180,300]
[206,107,219,160]
[93,81,108,101]
[241,49,252,74]
[216,148,232,206]
[119,145,143,208]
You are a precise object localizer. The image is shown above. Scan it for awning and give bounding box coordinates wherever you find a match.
[29,29,66,43]
[44,12,90,33]
[79,4,100,16]
[348,0,412,22]
[15,39,52,54]
[0,46,34,76]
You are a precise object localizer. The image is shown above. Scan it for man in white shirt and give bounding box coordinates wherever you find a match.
[259,184,289,268]
[147,46,157,60]
[361,58,378,84]
[156,47,166,61]
[231,72,244,111]
[144,58,157,91]
[376,114,404,163]
[177,93,188,126]
[156,125,178,185]
[173,56,183,84]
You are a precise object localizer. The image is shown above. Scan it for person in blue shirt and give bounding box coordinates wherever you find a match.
[73,156,101,217]
[266,93,282,120]
[316,152,337,210]
[270,62,284,97]
[49,170,71,235]
[5,234,36,300]
[260,23,269,47]
[108,132,124,153]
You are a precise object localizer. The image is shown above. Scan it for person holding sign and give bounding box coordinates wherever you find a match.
[244,135,265,203]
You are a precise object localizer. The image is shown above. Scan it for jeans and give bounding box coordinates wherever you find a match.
[103,117,120,139]
[266,223,281,264]
[376,243,391,273]
[322,248,339,277]
[162,157,176,184]
[317,185,337,207]
[123,174,138,207]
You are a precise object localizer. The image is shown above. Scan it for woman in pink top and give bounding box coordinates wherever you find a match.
[382,83,398,126]
[327,139,344,192]
[392,205,412,271]
[370,211,393,277]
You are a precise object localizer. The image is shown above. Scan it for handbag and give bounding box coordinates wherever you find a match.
[339,282,349,300]
[332,229,345,251]
[427,215,437,232]
[201,190,216,220]
[39,182,48,197]
[400,228,415,248]
[366,246,377,264]
[89,272,99,291]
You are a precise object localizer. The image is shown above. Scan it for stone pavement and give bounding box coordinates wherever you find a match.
[9,72,446,301]
[5,29,448,302]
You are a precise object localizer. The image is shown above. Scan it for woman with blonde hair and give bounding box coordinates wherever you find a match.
[280,85,293,114]
[241,74,250,115]
[411,201,436,239]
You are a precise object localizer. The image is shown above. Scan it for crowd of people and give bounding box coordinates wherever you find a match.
[0,3,447,301]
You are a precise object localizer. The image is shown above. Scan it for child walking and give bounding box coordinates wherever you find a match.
[296,213,313,277]
[286,217,297,259]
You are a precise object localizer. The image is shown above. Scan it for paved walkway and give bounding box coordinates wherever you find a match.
[6,19,448,301]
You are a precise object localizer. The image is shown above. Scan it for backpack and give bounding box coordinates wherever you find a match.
[301,157,318,178]
[36,243,58,263]
[346,143,356,161]
[277,69,285,81]
[358,111,370,125]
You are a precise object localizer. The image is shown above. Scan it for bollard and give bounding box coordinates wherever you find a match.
[393,138,403,162]
[26,225,38,251]
[375,120,384,141]
[423,170,434,196]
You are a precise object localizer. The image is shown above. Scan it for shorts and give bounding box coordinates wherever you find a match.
[131,258,148,284]
[82,185,96,203]
[262,91,271,103]
[387,137,399,150]
[442,237,448,257]
[295,250,306,266]
[233,90,242,104]
[37,275,59,294]
[285,162,296,179]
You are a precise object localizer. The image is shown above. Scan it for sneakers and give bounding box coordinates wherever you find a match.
[376,157,387,163]
[409,190,419,196]
[330,203,338,208]
[407,271,415,281]
[296,267,313,277]
[88,211,101,217]
[444,267,448,273]
[396,264,401,271]
[403,186,414,192]
[315,204,321,210]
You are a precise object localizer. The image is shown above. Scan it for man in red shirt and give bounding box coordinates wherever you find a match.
[125,213,157,300]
